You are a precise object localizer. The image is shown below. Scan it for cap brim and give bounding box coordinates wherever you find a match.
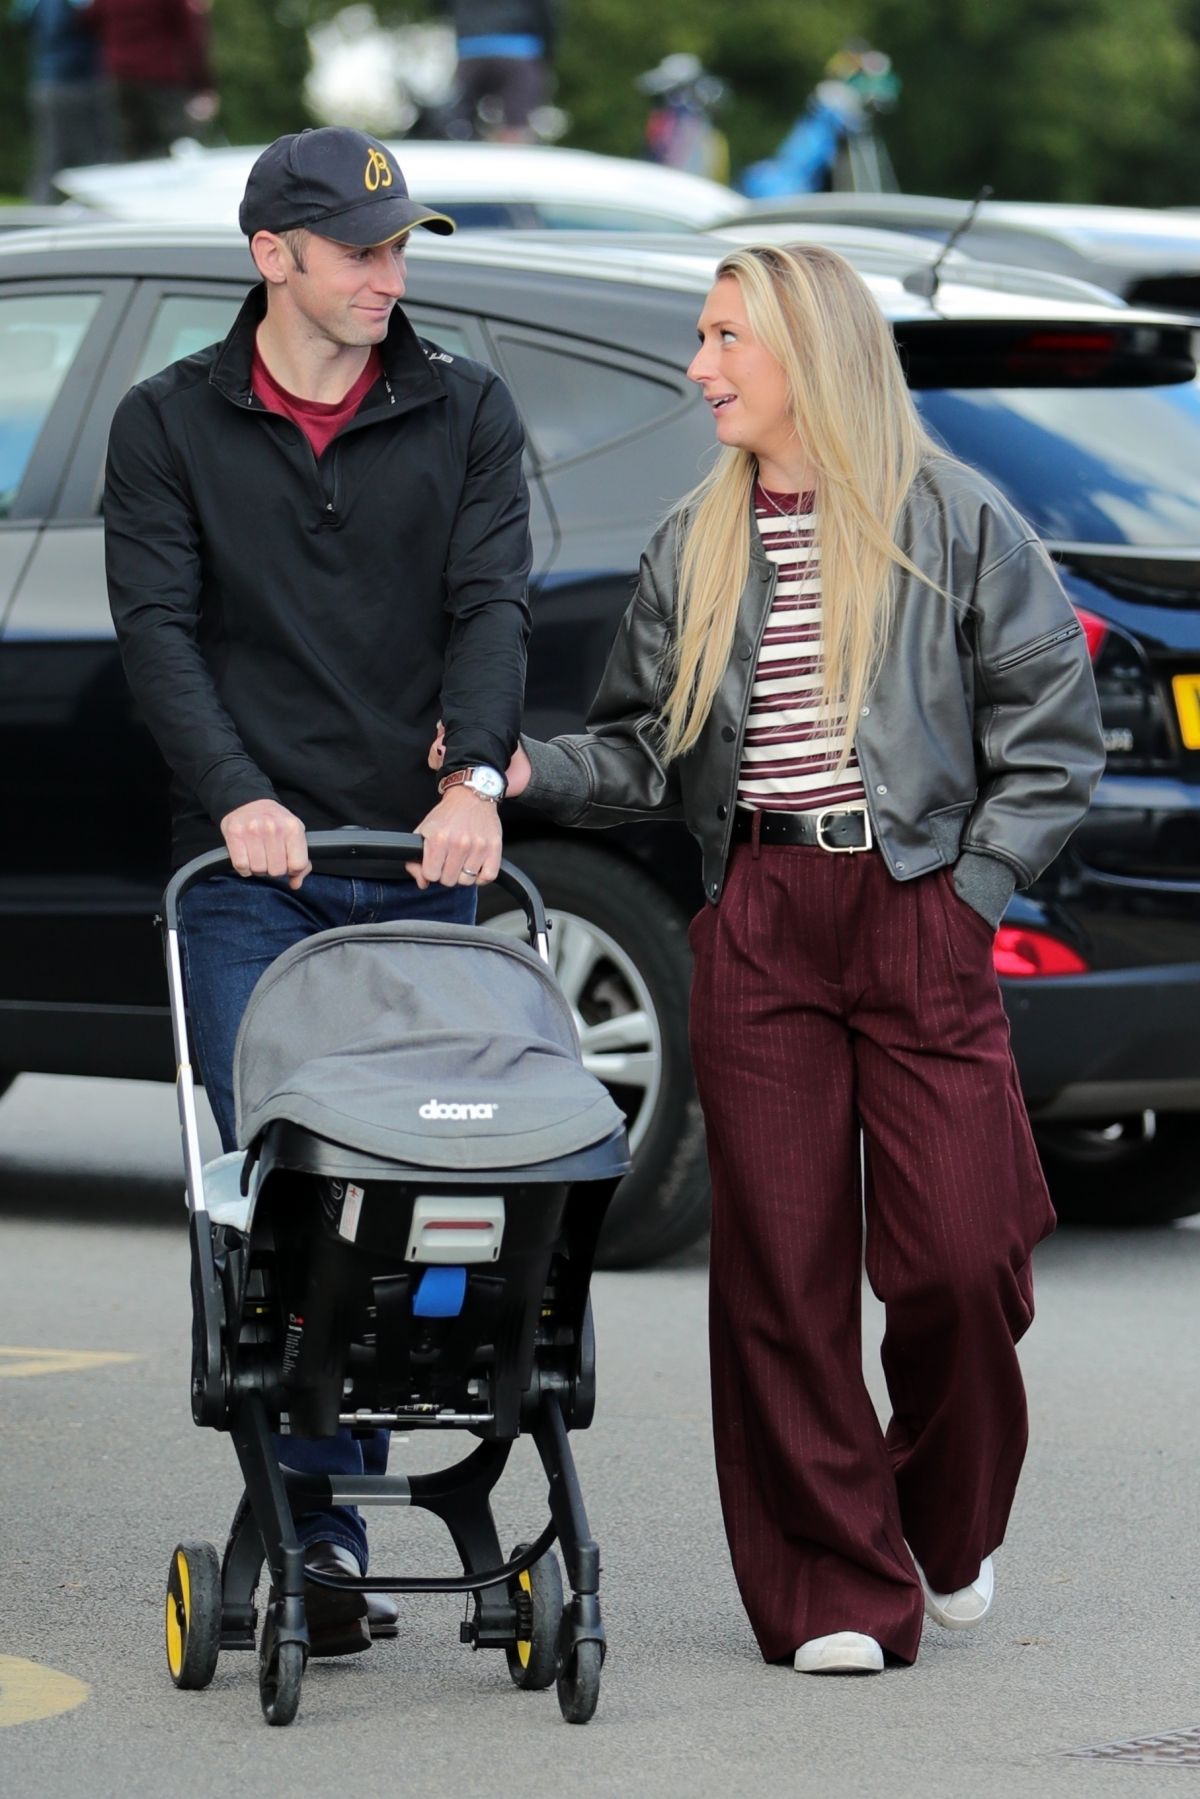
[308,194,455,244]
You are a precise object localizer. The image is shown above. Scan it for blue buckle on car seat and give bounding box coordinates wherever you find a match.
[412,1265,468,1319]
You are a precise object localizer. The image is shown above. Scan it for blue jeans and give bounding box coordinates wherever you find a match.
[179,871,476,1572]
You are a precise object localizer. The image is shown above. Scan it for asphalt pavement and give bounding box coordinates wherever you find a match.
[1,1074,1198,1798]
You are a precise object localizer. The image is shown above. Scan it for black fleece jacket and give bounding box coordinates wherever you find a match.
[105,285,531,866]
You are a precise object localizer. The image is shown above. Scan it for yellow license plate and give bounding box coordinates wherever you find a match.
[1173,674,1200,749]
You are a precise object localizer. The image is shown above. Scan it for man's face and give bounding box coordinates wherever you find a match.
[282,232,410,348]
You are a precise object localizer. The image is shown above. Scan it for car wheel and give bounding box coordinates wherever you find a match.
[1035,1113,1200,1227]
[481,840,709,1268]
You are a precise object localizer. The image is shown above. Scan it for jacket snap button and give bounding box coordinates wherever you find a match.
[709,882,719,898]
[876,784,888,795]
[738,644,751,659]
[896,861,906,872]
[861,705,870,716]
[716,803,728,820]
[721,725,735,742]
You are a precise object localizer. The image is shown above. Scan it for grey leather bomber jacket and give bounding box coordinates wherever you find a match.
[522,457,1105,919]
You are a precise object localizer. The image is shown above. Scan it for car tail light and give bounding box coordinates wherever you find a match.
[1073,605,1108,662]
[993,927,1089,978]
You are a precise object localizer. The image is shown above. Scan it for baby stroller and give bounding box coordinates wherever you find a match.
[159,830,630,1727]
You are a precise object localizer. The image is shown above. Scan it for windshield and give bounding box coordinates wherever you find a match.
[915,381,1200,547]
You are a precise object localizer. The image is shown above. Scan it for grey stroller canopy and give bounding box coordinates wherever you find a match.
[232,920,625,1169]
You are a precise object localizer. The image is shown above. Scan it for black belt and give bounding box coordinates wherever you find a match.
[732,806,875,853]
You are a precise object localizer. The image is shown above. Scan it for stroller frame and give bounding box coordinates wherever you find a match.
[161,831,628,1726]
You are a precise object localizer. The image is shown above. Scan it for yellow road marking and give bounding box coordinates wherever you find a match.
[0,1347,138,1379]
[0,1657,89,1727]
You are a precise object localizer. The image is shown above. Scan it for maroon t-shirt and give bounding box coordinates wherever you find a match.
[251,346,382,459]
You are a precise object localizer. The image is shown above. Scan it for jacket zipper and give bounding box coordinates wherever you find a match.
[993,620,1081,672]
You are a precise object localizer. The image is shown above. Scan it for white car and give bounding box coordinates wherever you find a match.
[711,191,1200,310]
[55,139,749,234]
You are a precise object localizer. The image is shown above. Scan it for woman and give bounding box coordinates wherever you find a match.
[437,244,1104,1672]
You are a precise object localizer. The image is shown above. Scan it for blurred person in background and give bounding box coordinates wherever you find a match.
[637,51,729,183]
[15,0,114,200]
[442,0,559,142]
[86,0,217,160]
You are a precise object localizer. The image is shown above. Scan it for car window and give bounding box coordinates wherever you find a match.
[494,335,681,466]
[133,296,477,389]
[422,201,536,229]
[132,293,243,386]
[533,203,693,232]
[406,318,475,363]
[916,384,1200,547]
[0,292,101,517]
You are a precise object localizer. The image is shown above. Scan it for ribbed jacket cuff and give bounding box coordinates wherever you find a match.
[952,851,1016,928]
[520,736,590,823]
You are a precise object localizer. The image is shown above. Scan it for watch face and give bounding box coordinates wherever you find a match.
[467,766,505,799]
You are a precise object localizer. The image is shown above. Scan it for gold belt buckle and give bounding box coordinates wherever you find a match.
[814,807,873,854]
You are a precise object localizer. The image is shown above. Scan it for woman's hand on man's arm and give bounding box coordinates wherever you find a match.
[428,720,532,797]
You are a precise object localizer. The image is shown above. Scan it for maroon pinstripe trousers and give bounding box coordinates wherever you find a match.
[688,840,1055,1665]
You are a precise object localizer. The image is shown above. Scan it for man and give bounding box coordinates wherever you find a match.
[86,0,217,159]
[105,126,532,1656]
[443,0,560,141]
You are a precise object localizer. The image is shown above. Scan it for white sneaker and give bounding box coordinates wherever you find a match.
[916,1554,995,1630]
[793,1631,884,1674]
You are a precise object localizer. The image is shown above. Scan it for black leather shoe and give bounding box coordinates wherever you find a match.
[302,1541,371,1658]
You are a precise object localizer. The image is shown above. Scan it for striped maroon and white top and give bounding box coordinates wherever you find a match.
[736,486,868,814]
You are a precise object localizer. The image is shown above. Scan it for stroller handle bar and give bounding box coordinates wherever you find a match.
[162,828,550,944]
[160,829,551,1216]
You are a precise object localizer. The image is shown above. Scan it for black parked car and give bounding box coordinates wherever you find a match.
[1,223,1198,1262]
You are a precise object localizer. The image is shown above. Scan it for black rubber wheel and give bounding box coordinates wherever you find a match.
[1036,1113,1200,1227]
[481,840,709,1268]
[556,1637,602,1725]
[505,1543,564,1690]
[259,1638,304,1727]
[164,1539,222,1690]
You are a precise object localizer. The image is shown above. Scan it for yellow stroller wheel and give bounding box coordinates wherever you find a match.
[505,1542,564,1691]
[165,1540,222,1689]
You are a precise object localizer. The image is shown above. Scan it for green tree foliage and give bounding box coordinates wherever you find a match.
[209,0,316,146]
[865,0,1200,203]
[1,15,34,197]
[553,0,1200,205]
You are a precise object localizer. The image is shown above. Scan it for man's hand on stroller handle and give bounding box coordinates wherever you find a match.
[220,798,312,890]
[428,720,532,798]
[408,786,503,889]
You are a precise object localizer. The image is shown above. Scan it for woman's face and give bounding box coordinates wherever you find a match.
[687,275,793,468]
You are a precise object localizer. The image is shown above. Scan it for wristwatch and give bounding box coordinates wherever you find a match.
[438,764,506,802]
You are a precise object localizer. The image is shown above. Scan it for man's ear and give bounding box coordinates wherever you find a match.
[250,231,290,286]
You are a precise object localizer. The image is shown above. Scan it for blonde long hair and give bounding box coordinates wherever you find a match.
[662,243,946,761]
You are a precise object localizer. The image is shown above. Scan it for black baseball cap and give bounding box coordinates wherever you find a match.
[239,127,455,244]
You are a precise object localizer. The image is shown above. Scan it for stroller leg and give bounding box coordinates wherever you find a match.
[219,1492,264,1651]
[229,1391,311,1722]
[408,1441,515,1650]
[532,1396,604,1658]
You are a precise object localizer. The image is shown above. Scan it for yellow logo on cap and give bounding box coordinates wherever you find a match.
[364,149,393,192]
